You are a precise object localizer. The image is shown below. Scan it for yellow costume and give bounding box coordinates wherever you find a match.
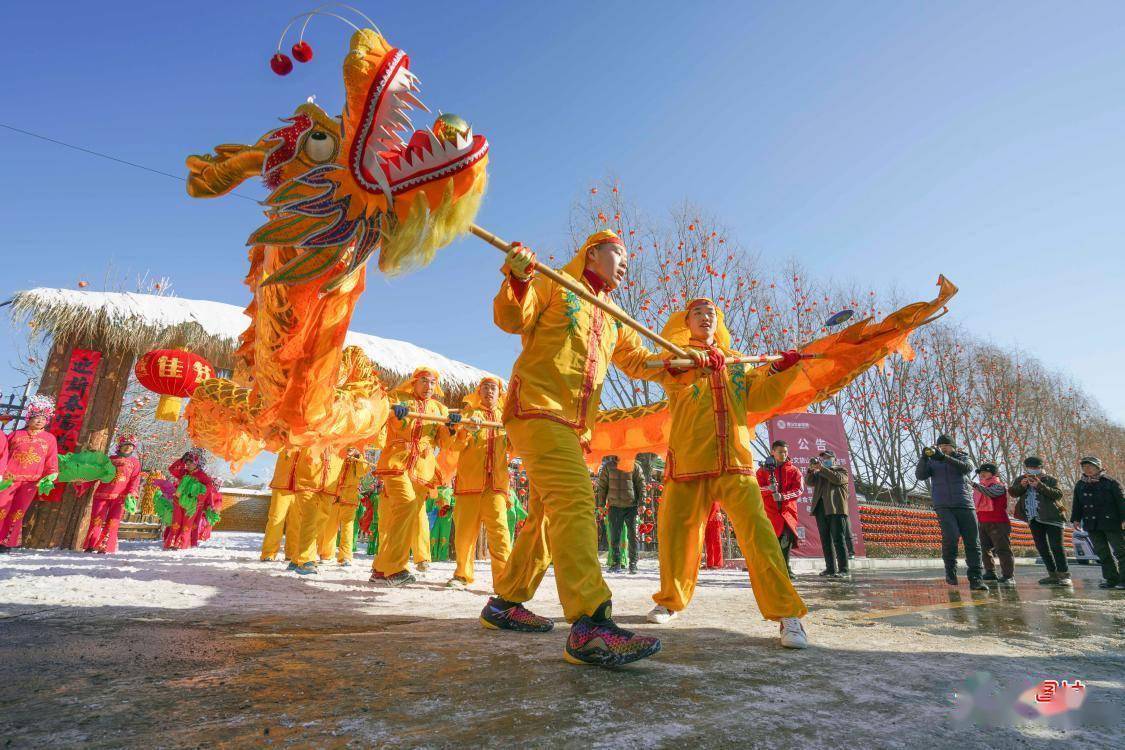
[371,368,454,576]
[491,231,655,622]
[645,300,807,620]
[318,452,368,564]
[263,446,339,561]
[450,377,512,586]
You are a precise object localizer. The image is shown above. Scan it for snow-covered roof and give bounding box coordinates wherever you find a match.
[7,287,499,394]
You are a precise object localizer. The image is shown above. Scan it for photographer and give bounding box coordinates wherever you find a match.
[915,434,986,590]
[757,440,803,578]
[1010,456,1070,587]
[1070,456,1125,589]
[805,450,850,578]
[972,462,1013,584]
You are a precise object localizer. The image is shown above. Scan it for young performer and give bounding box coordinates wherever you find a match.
[0,396,59,552]
[479,230,663,667]
[262,447,333,564]
[757,440,804,578]
[83,434,143,554]
[318,448,367,566]
[370,367,459,586]
[163,449,221,551]
[446,376,512,589]
[642,298,810,649]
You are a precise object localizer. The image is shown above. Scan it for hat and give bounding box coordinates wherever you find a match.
[1023,456,1043,469]
[23,394,56,422]
[181,447,205,464]
[116,433,138,448]
[1079,456,1103,470]
[975,462,998,475]
[818,449,836,459]
[936,434,955,447]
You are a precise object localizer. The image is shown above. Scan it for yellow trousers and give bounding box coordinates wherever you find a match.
[452,490,511,585]
[493,418,611,623]
[261,489,304,561]
[318,501,357,563]
[293,490,332,566]
[654,473,807,620]
[373,474,430,575]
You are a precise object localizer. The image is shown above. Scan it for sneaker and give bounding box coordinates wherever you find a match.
[968,579,989,591]
[998,576,1015,585]
[628,565,638,575]
[369,570,416,587]
[446,577,469,590]
[415,561,430,573]
[779,617,808,649]
[982,571,998,581]
[1054,575,1073,587]
[286,562,299,572]
[607,565,622,574]
[1117,583,1125,590]
[646,605,678,625]
[1037,574,1057,585]
[479,597,554,632]
[564,602,661,667]
[338,560,351,567]
[294,562,318,576]
[1097,580,1117,589]
[945,573,958,586]
[819,569,834,577]
[834,571,851,580]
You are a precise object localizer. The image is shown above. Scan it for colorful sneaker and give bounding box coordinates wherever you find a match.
[415,561,431,573]
[446,577,469,590]
[286,562,299,572]
[370,570,416,587]
[479,597,554,632]
[294,562,318,576]
[779,617,808,649]
[646,605,678,625]
[564,602,661,667]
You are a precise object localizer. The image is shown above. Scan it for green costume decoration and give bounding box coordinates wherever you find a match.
[205,508,221,526]
[154,491,174,525]
[0,477,12,492]
[124,495,139,515]
[428,487,454,561]
[364,489,381,556]
[36,472,59,496]
[506,489,528,543]
[176,475,206,517]
[57,451,116,484]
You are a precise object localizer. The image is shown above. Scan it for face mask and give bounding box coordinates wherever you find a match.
[1026,468,1042,476]
[821,458,834,468]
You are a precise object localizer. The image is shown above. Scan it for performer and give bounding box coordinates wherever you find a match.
[318,448,368,566]
[262,447,327,565]
[82,434,143,554]
[0,395,59,552]
[163,449,220,551]
[289,448,345,575]
[641,298,809,650]
[479,230,663,667]
[757,440,804,578]
[703,502,724,569]
[411,501,432,572]
[446,376,512,590]
[370,367,459,586]
[192,474,223,546]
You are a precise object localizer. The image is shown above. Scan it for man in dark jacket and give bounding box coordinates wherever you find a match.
[1071,456,1125,589]
[1010,456,1070,586]
[596,456,645,574]
[915,434,986,590]
[806,450,850,578]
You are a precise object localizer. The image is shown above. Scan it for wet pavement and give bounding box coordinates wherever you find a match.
[1,535,1122,749]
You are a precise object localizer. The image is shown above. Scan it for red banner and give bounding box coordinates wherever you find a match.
[50,348,102,454]
[767,412,865,558]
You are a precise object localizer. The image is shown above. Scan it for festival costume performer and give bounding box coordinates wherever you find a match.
[0,396,59,551]
[370,367,458,586]
[82,435,143,554]
[411,501,432,570]
[285,449,345,575]
[446,377,512,589]
[479,230,664,667]
[640,299,809,649]
[162,449,220,550]
[703,502,724,569]
[757,440,804,577]
[262,447,320,562]
[318,448,368,566]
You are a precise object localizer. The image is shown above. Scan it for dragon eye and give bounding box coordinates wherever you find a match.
[303,130,338,163]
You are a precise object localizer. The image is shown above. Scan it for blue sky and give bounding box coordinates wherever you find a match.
[3,0,1123,431]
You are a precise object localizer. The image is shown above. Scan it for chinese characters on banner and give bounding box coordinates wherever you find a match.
[767,412,865,559]
[49,348,102,453]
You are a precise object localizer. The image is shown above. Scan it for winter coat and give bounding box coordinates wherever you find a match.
[596,461,645,508]
[1070,474,1125,532]
[806,464,850,516]
[972,476,1009,524]
[1009,473,1066,526]
[757,460,803,539]
[915,451,973,509]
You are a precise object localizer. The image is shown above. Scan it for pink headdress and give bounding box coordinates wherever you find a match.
[23,394,56,422]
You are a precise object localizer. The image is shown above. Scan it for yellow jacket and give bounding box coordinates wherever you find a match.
[328,455,369,504]
[452,404,510,494]
[375,396,452,488]
[494,253,652,434]
[270,446,344,492]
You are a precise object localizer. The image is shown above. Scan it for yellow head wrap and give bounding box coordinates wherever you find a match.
[562,229,625,279]
[461,376,505,411]
[393,366,445,400]
[659,297,733,352]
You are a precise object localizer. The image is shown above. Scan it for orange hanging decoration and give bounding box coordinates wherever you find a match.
[134,349,215,422]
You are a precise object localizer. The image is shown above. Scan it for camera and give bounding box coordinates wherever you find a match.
[808,457,821,467]
[762,456,778,470]
[922,446,936,458]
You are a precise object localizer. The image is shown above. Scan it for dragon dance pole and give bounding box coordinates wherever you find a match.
[407,411,503,429]
[645,353,825,370]
[468,225,692,359]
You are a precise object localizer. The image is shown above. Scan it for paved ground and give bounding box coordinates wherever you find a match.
[1,533,1122,749]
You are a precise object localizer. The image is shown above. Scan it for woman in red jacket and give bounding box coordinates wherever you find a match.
[756,440,803,578]
[972,462,1013,583]
[0,396,59,552]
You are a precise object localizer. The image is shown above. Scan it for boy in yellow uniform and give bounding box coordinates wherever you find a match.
[446,376,512,590]
[318,448,368,566]
[642,298,809,648]
[370,367,459,586]
[263,446,342,575]
[479,230,663,667]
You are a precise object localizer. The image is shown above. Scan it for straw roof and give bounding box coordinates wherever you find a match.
[8,288,500,399]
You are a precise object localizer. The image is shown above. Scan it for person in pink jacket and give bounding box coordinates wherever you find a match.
[0,395,59,552]
[163,448,219,550]
[82,434,143,554]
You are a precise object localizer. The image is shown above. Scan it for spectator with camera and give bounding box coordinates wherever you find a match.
[806,450,850,579]
[1010,456,1071,586]
[1070,456,1125,590]
[972,462,1013,584]
[758,440,803,578]
[915,434,987,590]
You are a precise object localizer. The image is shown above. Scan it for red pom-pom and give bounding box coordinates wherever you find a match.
[270,53,293,76]
[292,41,313,63]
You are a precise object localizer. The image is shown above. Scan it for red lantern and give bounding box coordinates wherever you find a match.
[134,349,215,422]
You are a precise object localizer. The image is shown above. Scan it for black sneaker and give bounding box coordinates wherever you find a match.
[968,579,988,591]
[1037,574,1057,585]
[1097,580,1118,589]
[628,565,638,575]
[945,573,958,586]
[819,569,834,577]
[370,570,416,587]
[998,576,1015,585]
[982,571,998,581]
[564,602,661,667]
[479,597,554,632]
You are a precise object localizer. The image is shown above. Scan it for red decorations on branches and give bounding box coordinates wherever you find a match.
[134,349,215,422]
[270,53,294,76]
[292,41,314,62]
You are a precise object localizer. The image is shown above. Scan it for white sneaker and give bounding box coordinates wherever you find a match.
[647,605,679,624]
[779,617,808,649]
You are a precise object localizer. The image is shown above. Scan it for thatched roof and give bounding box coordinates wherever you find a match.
[8,288,500,398]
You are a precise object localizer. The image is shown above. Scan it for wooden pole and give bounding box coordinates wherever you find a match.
[407,412,503,429]
[645,353,825,369]
[469,225,691,358]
